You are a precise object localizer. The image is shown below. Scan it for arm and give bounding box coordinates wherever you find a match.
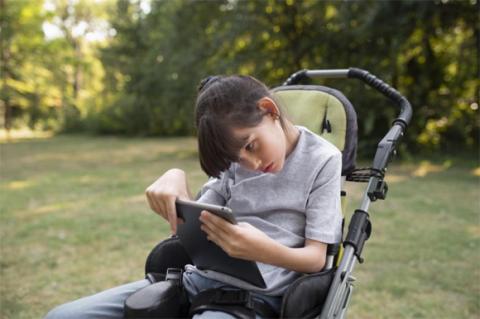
[199,152,342,273]
[200,211,327,273]
[145,168,193,234]
[263,238,327,273]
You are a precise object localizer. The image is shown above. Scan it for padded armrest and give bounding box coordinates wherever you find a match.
[280,268,336,318]
[145,236,192,275]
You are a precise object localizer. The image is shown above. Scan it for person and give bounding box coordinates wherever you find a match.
[44,75,343,319]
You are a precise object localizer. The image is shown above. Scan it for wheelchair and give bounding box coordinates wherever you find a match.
[124,68,412,319]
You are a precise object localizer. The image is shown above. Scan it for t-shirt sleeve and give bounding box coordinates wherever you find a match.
[305,151,343,244]
[196,168,233,206]
[197,188,225,206]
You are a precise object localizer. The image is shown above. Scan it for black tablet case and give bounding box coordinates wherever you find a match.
[175,202,266,288]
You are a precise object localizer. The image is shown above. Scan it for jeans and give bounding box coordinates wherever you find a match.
[44,271,281,319]
[44,279,150,319]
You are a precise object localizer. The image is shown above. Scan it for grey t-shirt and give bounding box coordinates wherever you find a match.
[189,126,343,296]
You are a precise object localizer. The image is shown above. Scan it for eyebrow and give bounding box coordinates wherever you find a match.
[240,134,253,146]
[235,132,250,142]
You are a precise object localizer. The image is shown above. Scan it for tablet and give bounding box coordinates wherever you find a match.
[175,199,237,224]
[175,199,266,288]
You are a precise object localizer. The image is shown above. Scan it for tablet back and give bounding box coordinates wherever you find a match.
[175,202,266,288]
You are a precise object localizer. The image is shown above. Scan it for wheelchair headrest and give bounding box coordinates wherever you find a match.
[272,85,358,175]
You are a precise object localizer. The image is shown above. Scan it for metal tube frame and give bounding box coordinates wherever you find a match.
[318,180,373,319]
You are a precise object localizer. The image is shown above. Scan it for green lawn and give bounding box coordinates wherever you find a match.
[1,135,479,319]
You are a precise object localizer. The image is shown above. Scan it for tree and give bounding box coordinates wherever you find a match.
[0,0,47,131]
[2,0,477,153]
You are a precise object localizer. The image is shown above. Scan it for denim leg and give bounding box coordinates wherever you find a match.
[44,279,150,319]
[193,310,237,319]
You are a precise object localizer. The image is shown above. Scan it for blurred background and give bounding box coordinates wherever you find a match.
[1,0,478,153]
[1,1,479,318]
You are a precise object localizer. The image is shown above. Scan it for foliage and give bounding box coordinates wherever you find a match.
[1,0,51,129]
[1,0,478,152]
[1,0,112,131]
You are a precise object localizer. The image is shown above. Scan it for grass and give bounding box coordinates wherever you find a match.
[1,135,479,319]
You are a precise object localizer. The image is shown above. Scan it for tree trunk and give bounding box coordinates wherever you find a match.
[73,40,82,100]
[0,0,12,132]
[476,0,480,104]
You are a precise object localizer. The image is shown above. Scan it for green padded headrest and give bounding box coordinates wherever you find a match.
[272,89,347,151]
[271,85,358,175]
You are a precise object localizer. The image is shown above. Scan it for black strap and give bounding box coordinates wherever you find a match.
[146,268,183,285]
[190,288,278,318]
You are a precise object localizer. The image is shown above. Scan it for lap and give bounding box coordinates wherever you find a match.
[193,310,237,319]
[45,271,281,319]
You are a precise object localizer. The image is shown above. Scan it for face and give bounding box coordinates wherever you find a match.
[232,114,288,174]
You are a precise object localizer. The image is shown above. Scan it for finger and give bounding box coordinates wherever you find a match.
[145,188,154,210]
[164,196,177,234]
[201,223,222,247]
[146,190,165,218]
[200,212,222,235]
[200,211,230,240]
[200,211,232,236]
[200,220,218,238]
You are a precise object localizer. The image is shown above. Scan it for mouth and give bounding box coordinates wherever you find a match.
[262,162,274,173]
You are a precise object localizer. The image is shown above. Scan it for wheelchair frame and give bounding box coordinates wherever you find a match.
[283,68,412,319]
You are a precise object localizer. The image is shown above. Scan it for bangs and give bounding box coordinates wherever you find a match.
[194,74,271,177]
[197,116,245,178]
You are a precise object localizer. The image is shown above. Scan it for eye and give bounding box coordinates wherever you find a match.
[245,141,255,152]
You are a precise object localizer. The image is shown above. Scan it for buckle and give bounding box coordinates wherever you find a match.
[213,290,254,309]
[165,268,183,285]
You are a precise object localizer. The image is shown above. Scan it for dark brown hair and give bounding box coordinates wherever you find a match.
[195,75,285,178]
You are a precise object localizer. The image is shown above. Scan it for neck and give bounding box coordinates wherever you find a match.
[284,121,300,157]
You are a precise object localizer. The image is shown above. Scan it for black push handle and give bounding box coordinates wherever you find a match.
[347,68,412,128]
[345,68,412,171]
[283,68,413,129]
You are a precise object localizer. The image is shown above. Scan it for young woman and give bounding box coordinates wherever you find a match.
[45,75,342,319]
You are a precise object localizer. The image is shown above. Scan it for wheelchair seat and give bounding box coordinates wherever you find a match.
[143,235,336,319]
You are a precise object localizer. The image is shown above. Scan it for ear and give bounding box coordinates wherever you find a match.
[257,97,280,118]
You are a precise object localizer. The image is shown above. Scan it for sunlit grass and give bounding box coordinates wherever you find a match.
[1,136,478,319]
[0,129,54,142]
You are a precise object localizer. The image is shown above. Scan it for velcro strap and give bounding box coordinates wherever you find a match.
[213,290,254,308]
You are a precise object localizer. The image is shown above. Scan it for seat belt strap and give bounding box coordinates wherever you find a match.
[145,267,183,284]
[190,288,278,318]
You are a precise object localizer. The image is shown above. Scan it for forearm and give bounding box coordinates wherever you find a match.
[256,238,326,274]
[200,214,327,273]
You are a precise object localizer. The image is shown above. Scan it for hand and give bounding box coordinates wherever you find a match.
[145,168,192,234]
[200,212,328,273]
[199,210,273,261]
